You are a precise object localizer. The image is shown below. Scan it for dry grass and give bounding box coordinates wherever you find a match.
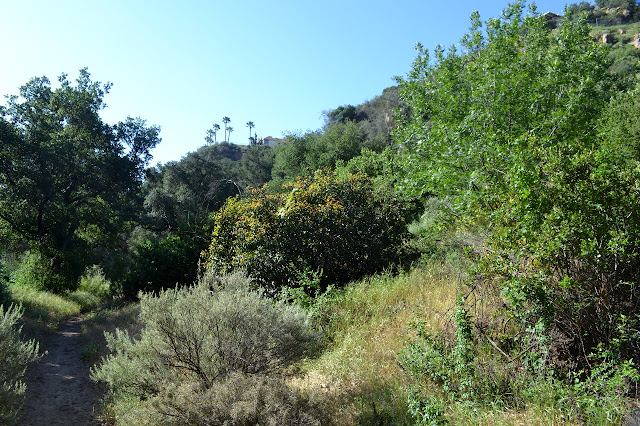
[291,263,578,425]
[294,264,461,424]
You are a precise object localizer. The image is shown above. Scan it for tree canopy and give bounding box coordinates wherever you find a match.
[395,2,620,207]
[395,0,640,372]
[0,69,160,290]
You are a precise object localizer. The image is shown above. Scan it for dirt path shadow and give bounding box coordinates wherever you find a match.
[18,316,103,426]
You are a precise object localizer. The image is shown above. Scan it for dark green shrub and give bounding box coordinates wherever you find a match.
[399,298,522,415]
[0,282,9,308]
[0,304,42,424]
[483,141,640,372]
[0,260,10,307]
[206,170,418,294]
[394,2,640,421]
[122,235,204,297]
[399,297,638,424]
[92,273,322,423]
[8,250,82,293]
[395,2,618,212]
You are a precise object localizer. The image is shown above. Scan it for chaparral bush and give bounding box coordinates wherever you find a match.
[120,372,328,426]
[0,304,41,424]
[205,169,418,295]
[91,272,323,424]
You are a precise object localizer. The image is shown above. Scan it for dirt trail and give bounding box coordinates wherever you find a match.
[18,316,103,426]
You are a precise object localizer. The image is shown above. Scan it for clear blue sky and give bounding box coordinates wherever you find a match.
[0,0,567,165]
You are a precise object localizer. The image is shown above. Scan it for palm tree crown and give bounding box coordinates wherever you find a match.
[246,121,255,143]
[222,116,231,141]
[213,124,220,143]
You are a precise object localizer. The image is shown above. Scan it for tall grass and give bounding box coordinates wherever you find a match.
[9,286,83,323]
[7,264,111,325]
[296,264,460,424]
[295,262,611,425]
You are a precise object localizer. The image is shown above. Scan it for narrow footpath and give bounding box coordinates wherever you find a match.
[18,316,103,426]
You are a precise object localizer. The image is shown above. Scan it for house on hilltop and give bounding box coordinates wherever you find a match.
[543,11,561,20]
[543,11,562,28]
[260,136,285,147]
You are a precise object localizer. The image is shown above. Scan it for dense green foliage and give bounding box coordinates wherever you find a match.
[141,143,243,236]
[0,304,41,424]
[483,87,640,370]
[205,170,418,294]
[239,143,274,187]
[0,261,11,307]
[325,86,404,145]
[395,2,620,205]
[271,121,368,182]
[271,87,402,184]
[122,235,203,297]
[123,143,244,295]
[396,2,640,422]
[400,296,640,424]
[92,273,323,424]
[0,69,160,292]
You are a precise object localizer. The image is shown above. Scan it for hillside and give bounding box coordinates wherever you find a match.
[2,1,640,424]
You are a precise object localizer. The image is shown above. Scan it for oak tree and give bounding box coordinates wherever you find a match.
[0,69,160,291]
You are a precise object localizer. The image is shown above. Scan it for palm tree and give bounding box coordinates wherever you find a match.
[246,121,255,143]
[205,124,221,145]
[227,126,234,142]
[205,129,214,145]
[213,124,220,143]
[222,117,231,141]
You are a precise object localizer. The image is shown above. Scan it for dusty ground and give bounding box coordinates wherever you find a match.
[18,316,104,426]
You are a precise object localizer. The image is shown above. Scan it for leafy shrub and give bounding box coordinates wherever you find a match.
[481,138,640,373]
[77,265,111,299]
[395,2,640,421]
[459,136,640,416]
[399,298,522,415]
[122,235,204,297]
[8,250,82,293]
[395,2,617,211]
[92,273,322,423]
[0,304,42,424]
[396,0,638,394]
[10,252,51,291]
[400,297,638,424]
[560,354,639,424]
[206,170,418,294]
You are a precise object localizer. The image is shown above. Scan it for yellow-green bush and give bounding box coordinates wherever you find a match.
[205,170,417,294]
